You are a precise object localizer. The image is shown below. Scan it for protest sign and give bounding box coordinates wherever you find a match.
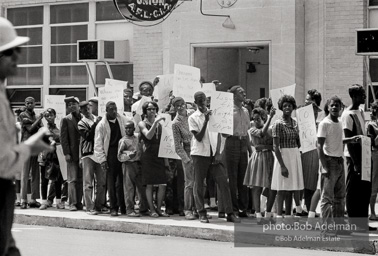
[361,136,371,182]
[157,74,174,111]
[56,145,67,180]
[208,91,234,135]
[98,84,124,117]
[297,104,317,153]
[44,95,66,127]
[158,113,180,159]
[200,83,216,96]
[270,84,296,124]
[105,78,128,89]
[173,64,202,103]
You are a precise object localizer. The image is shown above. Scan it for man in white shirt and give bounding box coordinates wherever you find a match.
[0,17,53,256]
[341,84,374,231]
[189,91,240,224]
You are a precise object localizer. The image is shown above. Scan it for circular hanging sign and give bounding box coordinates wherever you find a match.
[113,0,179,22]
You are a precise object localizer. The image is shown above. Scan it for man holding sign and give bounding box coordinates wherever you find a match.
[225,86,252,217]
[189,91,239,223]
[341,84,374,231]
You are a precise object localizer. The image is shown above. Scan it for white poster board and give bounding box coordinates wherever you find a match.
[158,113,180,159]
[56,145,67,180]
[156,74,174,112]
[270,84,296,124]
[208,91,234,135]
[297,104,317,153]
[98,84,124,117]
[173,64,202,103]
[361,136,371,182]
[44,95,66,128]
[200,83,216,96]
[105,78,128,89]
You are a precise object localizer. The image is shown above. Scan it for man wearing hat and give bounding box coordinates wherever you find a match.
[0,17,53,256]
[61,96,84,211]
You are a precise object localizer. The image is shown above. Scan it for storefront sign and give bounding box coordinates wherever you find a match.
[114,0,178,21]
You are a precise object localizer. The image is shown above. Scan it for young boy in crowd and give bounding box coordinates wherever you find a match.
[317,96,362,237]
[117,121,148,217]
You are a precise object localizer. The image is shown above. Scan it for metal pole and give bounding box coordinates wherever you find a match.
[85,62,97,96]
[104,61,114,79]
[364,56,376,102]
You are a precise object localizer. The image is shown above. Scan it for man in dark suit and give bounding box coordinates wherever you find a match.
[60,96,83,211]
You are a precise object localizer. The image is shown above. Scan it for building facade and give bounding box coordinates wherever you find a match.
[0,0,375,109]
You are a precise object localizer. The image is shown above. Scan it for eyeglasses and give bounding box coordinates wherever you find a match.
[0,47,21,57]
[147,108,156,111]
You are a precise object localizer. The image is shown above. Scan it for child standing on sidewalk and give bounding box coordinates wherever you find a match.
[317,96,360,237]
[118,121,148,217]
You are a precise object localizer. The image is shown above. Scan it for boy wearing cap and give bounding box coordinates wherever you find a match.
[61,96,84,211]
[78,101,106,215]
[19,96,44,209]
[0,17,53,256]
[117,121,148,217]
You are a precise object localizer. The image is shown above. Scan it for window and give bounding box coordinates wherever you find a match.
[6,6,43,106]
[96,64,133,85]
[6,88,42,107]
[50,3,88,85]
[49,88,86,102]
[50,3,88,24]
[7,6,43,26]
[368,2,378,106]
[96,1,124,21]
[50,66,88,85]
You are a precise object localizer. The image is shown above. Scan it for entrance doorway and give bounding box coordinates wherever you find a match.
[192,43,270,101]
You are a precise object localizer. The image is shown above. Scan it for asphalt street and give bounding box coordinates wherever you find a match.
[12,224,364,256]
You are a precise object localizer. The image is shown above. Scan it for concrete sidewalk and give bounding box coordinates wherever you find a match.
[13,207,378,255]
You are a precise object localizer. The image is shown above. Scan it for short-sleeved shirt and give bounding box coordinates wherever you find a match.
[341,108,366,157]
[188,109,212,157]
[233,105,250,137]
[317,116,344,157]
[272,117,299,148]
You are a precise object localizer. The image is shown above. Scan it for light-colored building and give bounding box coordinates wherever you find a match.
[0,0,375,108]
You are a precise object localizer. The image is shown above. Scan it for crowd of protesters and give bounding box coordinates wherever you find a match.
[12,78,378,237]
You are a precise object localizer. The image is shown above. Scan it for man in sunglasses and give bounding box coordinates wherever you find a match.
[0,17,54,256]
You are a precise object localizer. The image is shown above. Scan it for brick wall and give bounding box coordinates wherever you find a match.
[324,0,366,106]
[132,24,163,90]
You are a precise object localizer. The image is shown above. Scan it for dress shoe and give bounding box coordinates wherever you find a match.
[139,210,150,216]
[295,211,308,217]
[39,204,48,210]
[193,211,199,219]
[76,204,84,211]
[28,201,41,208]
[185,213,196,220]
[56,203,65,209]
[369,226,377,231]
[20,202,27,209]
[166,209,174,215]
[69,205,77,211]
[110,210,118,217]
[199,215,209,223]
[227,214,241,223]
[14,202,21,207]
[179,211,185,216]
[86,210,98,215]
[127,212,141,217]
[238,211,249,218]
[218,212,226,218]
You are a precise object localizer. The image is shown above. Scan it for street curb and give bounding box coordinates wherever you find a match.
[13,213,378,254]
[14,214,234,242]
